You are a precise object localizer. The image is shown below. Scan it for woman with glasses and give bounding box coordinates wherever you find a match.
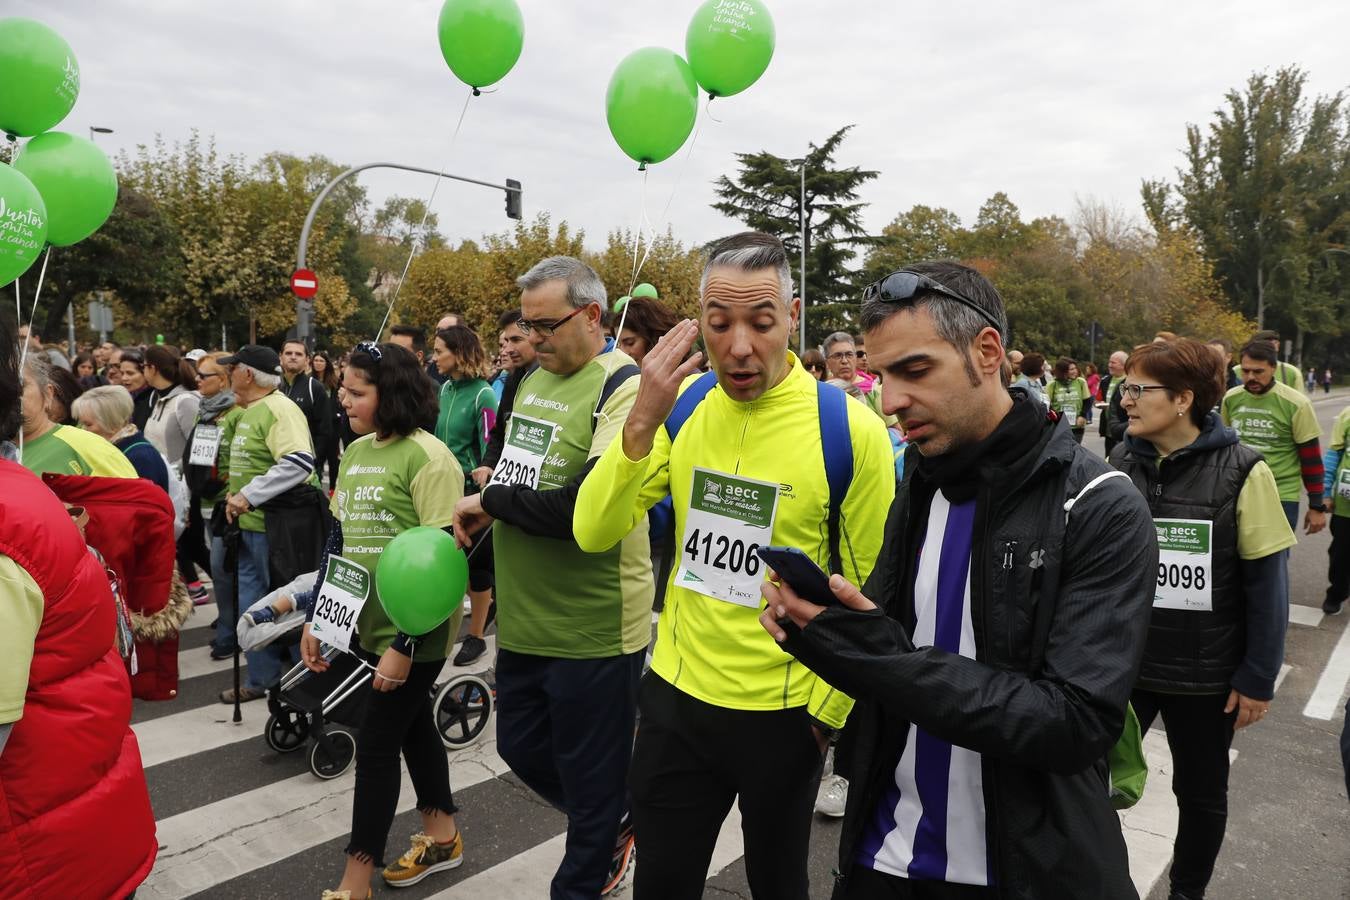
[1109,338,1293,900]
[300,341,467,899]
[118,349,153,432]
[184,353,245,652]
[1046,356,1090,443]
[430,325,498,667]
[800,348,827,381]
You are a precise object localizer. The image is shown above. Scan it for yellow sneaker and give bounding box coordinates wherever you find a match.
[382,830,464,888]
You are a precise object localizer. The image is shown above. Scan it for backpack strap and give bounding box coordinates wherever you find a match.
[1063,470,1130,524]
[593,364,641,432]
[816,380,854,575]
[663,370,720,442]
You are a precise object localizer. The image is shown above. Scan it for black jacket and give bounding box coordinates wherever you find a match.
[1098,376,1128,441]
[260,482,330,589]
[482,366,530,470]
[781,415,1155,900]
[1110,413,1287,698]
[282,372,333,451]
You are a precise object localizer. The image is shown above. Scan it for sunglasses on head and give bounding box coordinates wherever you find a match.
[862,271,1004,334]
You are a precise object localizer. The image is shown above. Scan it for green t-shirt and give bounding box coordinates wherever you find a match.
[332,430,464,661]
[1221,381,1321,502]
[227,391,316,531]
[1328,406,1350,519]
[434,377,498,490]
[1046,377,1090,426]
[489,349,653,658]
[21,424,137,479]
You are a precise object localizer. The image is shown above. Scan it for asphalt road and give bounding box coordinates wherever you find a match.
[133,387,1350,899]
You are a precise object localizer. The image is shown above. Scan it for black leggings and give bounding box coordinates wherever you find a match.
[346,648,458,866]
[317,438,341,491]
[1131,689,1236,898]
[176,502,211,583]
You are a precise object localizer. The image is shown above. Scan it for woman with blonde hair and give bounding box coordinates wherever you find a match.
[72,385,170,493]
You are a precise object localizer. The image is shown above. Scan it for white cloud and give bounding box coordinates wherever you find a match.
[9,0,1350,262]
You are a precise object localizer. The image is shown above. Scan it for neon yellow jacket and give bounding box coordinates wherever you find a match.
[574,354,895,728]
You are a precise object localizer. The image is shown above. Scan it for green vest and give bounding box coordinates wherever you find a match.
[491,349,652,658]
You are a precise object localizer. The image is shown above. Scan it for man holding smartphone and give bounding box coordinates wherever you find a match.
[574,231,894,899]
[760,262,1155,899]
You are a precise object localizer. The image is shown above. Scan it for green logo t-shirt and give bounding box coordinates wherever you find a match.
[1221,381,1321,502]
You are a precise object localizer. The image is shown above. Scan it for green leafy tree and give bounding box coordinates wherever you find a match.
[712,126,878,345]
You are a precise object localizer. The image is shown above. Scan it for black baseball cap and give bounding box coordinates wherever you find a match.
[218,344,281,374]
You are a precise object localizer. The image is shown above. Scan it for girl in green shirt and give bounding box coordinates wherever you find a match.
[1047,357,1091,444]
[301,341,467,897]
[431,325,498,667]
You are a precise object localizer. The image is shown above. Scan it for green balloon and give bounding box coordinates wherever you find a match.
[685,0,775,98]
[375,526,468,635]
[613,295,631,313]
[13,132,117,247]
[632,283,659,300]
[0,18,80,137]
[437,0,524,90]
[606,48,699,167]
[0,163,47,287]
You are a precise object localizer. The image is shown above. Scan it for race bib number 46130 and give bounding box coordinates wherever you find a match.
[489,414,556,490]
[675,468,780,607]
[1152,518,1212,611]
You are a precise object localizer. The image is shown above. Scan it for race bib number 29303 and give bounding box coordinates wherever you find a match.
[489,414,557,490]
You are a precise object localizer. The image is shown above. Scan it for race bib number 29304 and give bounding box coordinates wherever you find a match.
[309,555,370,654]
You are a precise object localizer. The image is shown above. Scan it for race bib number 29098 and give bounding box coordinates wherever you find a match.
[1152,518,1212,612]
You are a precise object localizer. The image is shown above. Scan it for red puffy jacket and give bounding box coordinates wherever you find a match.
[0,461,157,898]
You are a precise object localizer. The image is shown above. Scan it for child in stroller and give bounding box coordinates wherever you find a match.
[243,579,495,780]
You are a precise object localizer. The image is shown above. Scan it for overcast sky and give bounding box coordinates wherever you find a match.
[12,0,1350,259]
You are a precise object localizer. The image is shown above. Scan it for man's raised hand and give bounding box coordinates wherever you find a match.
[622,319,704,460]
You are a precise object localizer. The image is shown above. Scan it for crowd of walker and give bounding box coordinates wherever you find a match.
[4,231,1350,900]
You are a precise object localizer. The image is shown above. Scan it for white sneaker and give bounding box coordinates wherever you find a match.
[815,774,848,817]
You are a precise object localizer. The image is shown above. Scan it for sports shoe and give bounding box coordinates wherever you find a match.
[382,830,463,888]
[210,644,236,661]
[188,581,210,604]
[1324,598,1345,616]
[244,605,278,626]
[453,634,487,667]
[815,774,848,818]
[219,686,266,703]
[320,891,370,900]
[602,815,635,896]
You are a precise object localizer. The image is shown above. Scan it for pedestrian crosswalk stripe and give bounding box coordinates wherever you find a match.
[1305,619,1350,720]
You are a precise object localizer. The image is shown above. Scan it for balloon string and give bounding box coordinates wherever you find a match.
[16,246,52,465]
[703,94,724,125]
[625,167,650,297]
[375,87,475,340]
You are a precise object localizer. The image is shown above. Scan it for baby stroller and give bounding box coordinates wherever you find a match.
[244,574,495,780]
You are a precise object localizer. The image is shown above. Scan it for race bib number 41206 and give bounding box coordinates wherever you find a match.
[1152,518,1212,612]
[675,468,780,608]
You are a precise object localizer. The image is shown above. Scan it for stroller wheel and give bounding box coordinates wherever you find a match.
[309,728,356,780]
[434,673,494,750]
[264,709,310,754]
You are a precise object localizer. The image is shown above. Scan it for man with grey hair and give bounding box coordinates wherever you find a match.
[1099,348,1130,457]
[575,231,894,898]
[824,331,892,424]
[219,344,317,703]
[451,256,648,897]
[760,261,1154,899]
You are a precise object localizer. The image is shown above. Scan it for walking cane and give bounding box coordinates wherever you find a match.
[225,520,242,724]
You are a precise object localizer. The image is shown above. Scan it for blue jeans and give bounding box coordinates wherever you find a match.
[1281,500,1300,534]
[210,532,236,652]
[239,529,294,690]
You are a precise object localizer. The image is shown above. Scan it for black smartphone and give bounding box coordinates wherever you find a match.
[755,546,838,607]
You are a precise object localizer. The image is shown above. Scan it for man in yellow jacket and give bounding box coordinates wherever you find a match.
[575,231,894,899]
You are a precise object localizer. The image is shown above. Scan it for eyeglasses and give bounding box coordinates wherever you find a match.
[805,362,826,371]
[828,351,856,362]
[1119,382,1169,401]
[518,305,588,337]
[197,370,225,381]
[354,341,383,362]
[862,270,1004,334]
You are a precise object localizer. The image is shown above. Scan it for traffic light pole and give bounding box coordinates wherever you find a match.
[292,162,523,345]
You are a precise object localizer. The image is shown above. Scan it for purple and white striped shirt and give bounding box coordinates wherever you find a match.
[855,490,991,886]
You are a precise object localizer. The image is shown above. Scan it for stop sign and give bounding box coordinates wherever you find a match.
[290,268,318,299]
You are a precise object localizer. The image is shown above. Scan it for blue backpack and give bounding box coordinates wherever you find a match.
[648,370,855,574]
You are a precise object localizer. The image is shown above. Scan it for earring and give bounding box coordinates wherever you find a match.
[1177,410,1185,417]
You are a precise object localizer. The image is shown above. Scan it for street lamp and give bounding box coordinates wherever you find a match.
[88,126,113,141]
[787,156,807,354]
